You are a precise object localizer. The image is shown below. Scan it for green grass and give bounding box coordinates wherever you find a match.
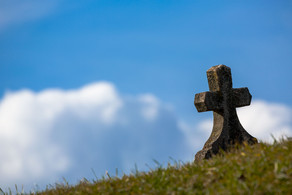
[5,139,292,194]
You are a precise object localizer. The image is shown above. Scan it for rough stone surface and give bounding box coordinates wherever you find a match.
[194,65,258,162]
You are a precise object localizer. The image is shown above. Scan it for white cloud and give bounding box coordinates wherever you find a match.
[0,0,59,32]
[238,100,292,142]
[0,81,123,189]
[195,100,292,144]
[0,82,186,192]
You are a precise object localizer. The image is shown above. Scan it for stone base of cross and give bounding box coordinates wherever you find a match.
[194,65,257,162]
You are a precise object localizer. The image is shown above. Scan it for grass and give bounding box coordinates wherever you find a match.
[3,139,292,194]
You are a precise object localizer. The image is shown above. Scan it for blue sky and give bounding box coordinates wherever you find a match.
[0,0,292,192]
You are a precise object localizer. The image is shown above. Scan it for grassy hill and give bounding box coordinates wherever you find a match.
[9,139,292,194]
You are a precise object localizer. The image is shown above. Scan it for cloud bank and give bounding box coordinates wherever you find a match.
[0,82,291,191]
[0,82,186,191]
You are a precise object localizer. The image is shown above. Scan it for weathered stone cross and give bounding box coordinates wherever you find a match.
[194,65,257,162]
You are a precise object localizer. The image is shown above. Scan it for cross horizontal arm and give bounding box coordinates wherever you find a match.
[232,87,252,107]
[195,88,251,112]
[194,91,222,112]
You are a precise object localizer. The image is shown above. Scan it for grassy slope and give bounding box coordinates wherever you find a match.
[34,140,292,194]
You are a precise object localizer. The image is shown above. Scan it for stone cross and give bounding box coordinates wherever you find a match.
[194,65,257,162]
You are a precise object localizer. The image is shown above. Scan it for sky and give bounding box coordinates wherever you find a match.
[0,0,292,192]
